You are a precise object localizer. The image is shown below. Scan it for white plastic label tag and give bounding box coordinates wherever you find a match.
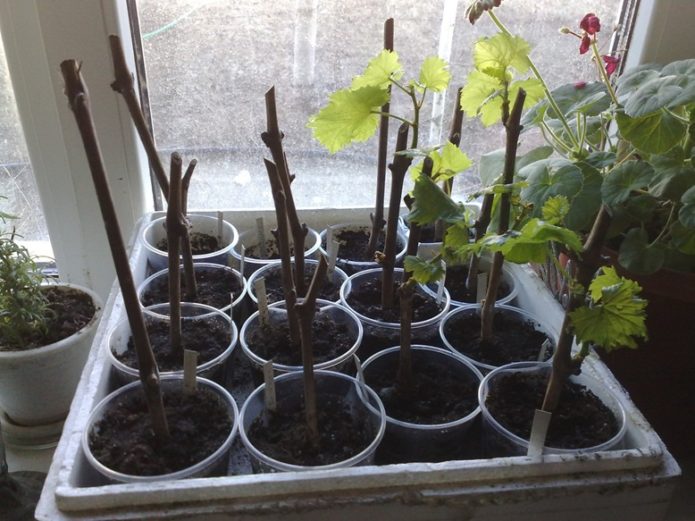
[527,409,552,458]
[263,361,277,411]
[476,272,488,303]
[255,217,266,259]
[183,349,198,394]
[254,277,269,325]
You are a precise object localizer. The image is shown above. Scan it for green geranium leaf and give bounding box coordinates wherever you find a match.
[479,145,552,187]
[583,151,617,170]
[565,167,602,232]
[679,186,695,227]
[460,70,505,127]
[351,50,403,90]
[308,86,390,153]
[541,195,570,224]
[616,110,687,155]
[624,75,695,118]
[474,32,531,81]
[418,56,451,93]
[520,158,583,214]
[624,194,658,222]
[569,267,647,351]
[616,64,661,100]
[618,228,665,274]
[601,160,654,208]
[550,82,610,119]
[409,175,464,225]
[661,59,695,77]
[671,221,695,255]
[404,255,445,285]
[647,149,695,201]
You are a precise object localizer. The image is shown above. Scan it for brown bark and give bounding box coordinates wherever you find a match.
[61,60,169,441]
[381,123,412,310]
[294,255,328,442]
[180,158,198,299]
[262,87,308,296]
[367,18,394,257]
[166,154,184,358]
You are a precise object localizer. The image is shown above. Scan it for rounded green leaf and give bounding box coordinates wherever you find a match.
[679,185,695,227]
[618,228,665,275]
[624,75,695,118]
[520,158,583,213]
[601,160,654,208]
[616,110,686,155]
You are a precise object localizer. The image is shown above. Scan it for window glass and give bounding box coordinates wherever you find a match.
[0,36,50,246]
[136,0,627,209]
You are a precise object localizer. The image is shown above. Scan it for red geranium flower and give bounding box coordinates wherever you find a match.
[603,55,621,77]
[580,13,601,35]
[579,35,591,55]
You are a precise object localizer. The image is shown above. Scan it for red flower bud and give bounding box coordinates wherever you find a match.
[579,35,591,55]
[602,55,621,77]
[580,13,601,35]
[574,81,587,89]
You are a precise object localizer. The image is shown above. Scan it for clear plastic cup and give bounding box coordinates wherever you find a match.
[239,370,385,472]
[229,225,321,277]
[108,302,238,384]
[137,262,247,315]
[478,361,627,457]
[318,223,408,274]
[339,267,451,359]
[142,214,239,272]
[246,259,348,306]
[440,303,559,374]
[82,375,239,483]
[360,345,483,464]
[240,299,362,373]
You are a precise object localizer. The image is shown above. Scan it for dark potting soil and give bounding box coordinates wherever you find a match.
[1,286,97,351]
[445,264,511,304]
[260,265,341,304]
[248,393,373,466]
[345,278,443,323]
[89,385,232,476]
[485,372,619,449]
[323,229,385,263]
[245,238,302,260]
[141,266,243,310]
[247,314,353,366]
[443,310,552,367]
[366,354,478,424]
[116,314,231,372]
[156,232,220,255]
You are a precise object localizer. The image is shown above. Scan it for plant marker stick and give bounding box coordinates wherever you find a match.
[256,217,266,259]
[240,245,246,278]
[527,409,552,458]
[476,272,488,303]
[217,211,224,244]
[262,361,277,412]
[254,277,270,326]
[61,60,169,440]
[327,239,339,277]
[436,260,446,304]
[229,292,234,323]
[538,339,552,362]
[183,350,198,394]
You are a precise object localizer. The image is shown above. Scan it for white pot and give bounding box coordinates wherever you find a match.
[0,283,102,426]
[142,214,240,272]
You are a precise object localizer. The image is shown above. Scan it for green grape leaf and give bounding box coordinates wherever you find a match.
[412,141,472,182]
[408,175,464,225]
[308,86,390,153]
[520,158,583,214]
[460,70,505,127]
[443,220,472,251]
[569,267,647,351]
[564,166,602,232]
[623,74,695,118]
[509,78,545,113]
[351,50,404,90]
[679,185,695,227]
[474,32,531,80]
[542,195,570,224]
[617,110,687,155]
[601,160,654,208]
[618,228,665,274]
[418,56,451,93]
[404,255,445,284]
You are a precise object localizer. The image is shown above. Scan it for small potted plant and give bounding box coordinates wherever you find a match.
[0,230,102,427]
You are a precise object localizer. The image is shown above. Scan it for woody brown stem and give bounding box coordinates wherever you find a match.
[466,193,493,293]
[61,59,169,441]
[295,255,328,442]
[167,154,184,358]
[181,159,197,216]
[382,123,412,310]
[367,18,394,257]
[263,159,300,345]
[109,35,169,200]
[481,88,526,342]
[262,87,308,296]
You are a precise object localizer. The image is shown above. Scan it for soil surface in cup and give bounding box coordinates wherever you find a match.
[157,232,220,255]
[141,267,243,310]
[259,265,341,303]
[445,264,511,304]
[443,311,552,367]
[324,229,385,263]
[245,238,304,260]
[346,278,442,323]
[247,313,353,366]
[117,314,231,371]
[1,286,96,351]
[248,393,373,466]
[89,386,231,476]
[486,372,619,449]
[365,354,478,424]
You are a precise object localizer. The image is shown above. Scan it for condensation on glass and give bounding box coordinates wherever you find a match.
[134,0,628,211]
[0,36,49,245]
